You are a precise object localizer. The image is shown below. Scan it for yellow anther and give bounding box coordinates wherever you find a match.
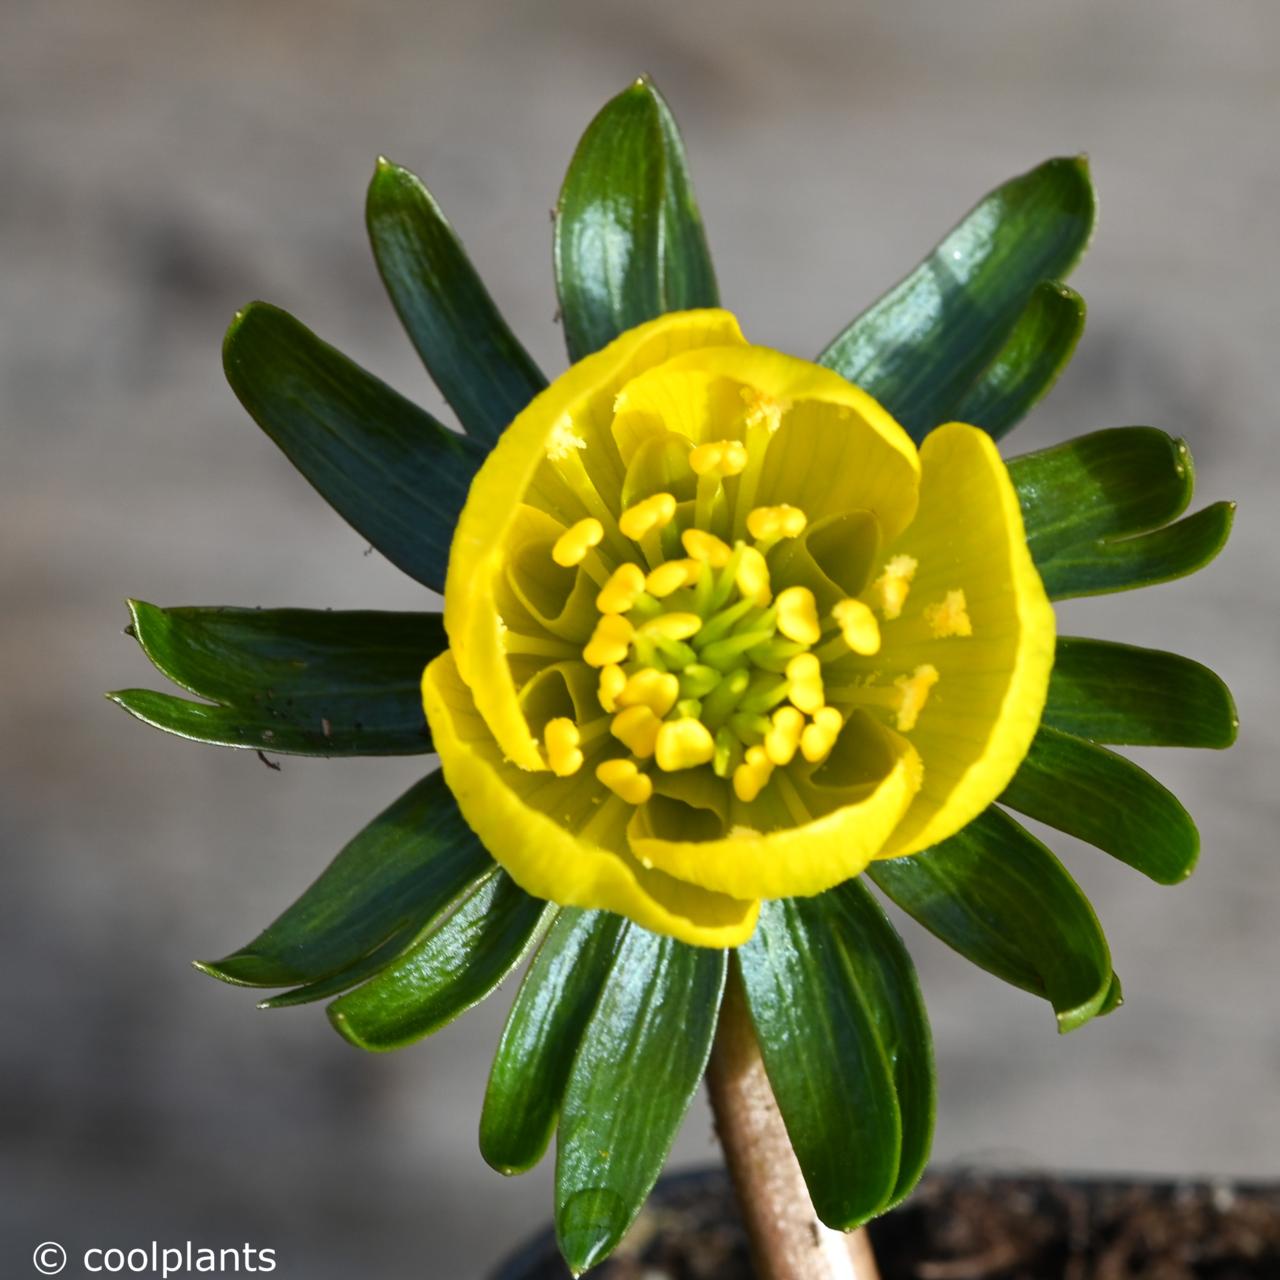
[544,718,583,777]
[894,664,940,732]
[682,528,733,567]
[617,668,680,719]
[583,614,634,667]
[871,554,918,620]
[610,705,662,758]
[645,559,700,597]
[596,563,647,614]
[741,387,787,434]
[596,758,654,806]
[800,706,844,763]
[764,706,805,766]
[746,504,808,542]
[546,414,586,461]
[923,589,973,638]
[733,744,775,803]
[735,546,772,607]
[618,492,677,541]
[654,719,716,772]
[786,652,825,714]
[551,517,604,567]
[640,611,703,641]
[776,586,821,646]
[597,663,627,713]
[832,598,882,655]
[689,439,749,478]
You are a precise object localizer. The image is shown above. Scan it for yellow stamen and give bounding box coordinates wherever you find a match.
[764,706,805,766]
[894,664,940,732]
[800,706,844,763]
[596,758,653,805]
[871,554,918,620]
[786,652,825,714]
[645,559,700,597]
[617,668,680,719]
[618,493,677,541]
[640,612,703,641]
[735,546,772,607]
[583,614,634,667]
[923,589,973,638]
[545,414,586,461]
[689,439,749,478]
[733,744,775,803]
[746,504,807,542]
[544,718,583,776]
[596,563,647,614]
[610,705,662,758]
[682,528,733,567]
[597,663,627,713]
[776,586,821,646]
[832,598,882,655]
[655,719,716,772]
[551,517,604,567]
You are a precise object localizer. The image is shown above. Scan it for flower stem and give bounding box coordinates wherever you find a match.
[706,964,882,1280]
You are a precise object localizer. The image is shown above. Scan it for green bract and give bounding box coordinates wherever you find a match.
[112,76,1236,1275]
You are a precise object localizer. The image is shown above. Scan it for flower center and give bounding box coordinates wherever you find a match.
[533,424,952,812]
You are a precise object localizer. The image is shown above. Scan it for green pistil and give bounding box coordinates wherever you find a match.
[679,664,722,699]
[701,668,751,728]
[700,629,777,671]
[696,598,758,647]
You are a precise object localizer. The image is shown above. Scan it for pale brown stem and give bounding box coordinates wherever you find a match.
[706,965,882,1280]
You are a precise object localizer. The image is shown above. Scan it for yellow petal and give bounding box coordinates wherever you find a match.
[656,343,922,541]
[874,422,1056,858]
[423,651,759,948]
[444,310,748,770]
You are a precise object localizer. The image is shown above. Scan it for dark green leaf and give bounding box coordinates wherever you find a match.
[111,601,442,756]
[327,870,548,1051]
[367,159,547,446]
[481,909,624,1175]
[555,927,726,1273]
[1001,726,1199,884]
[819,156,1094,442]
[1045,636,1238,748]
[555,77,718,361]
[195,772,492,989]
[223,301,483,591]
[869,806,1114,1033]
[256,923,423,1009]
[948,281,1086,439]
[739,888,933,1228]
[1097,972,1125,1018]
[1009,426,1233,597]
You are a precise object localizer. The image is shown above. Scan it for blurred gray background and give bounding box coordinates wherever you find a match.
[3,1,1277,1276]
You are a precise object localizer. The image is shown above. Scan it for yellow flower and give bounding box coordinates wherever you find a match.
[422,309,1055,948]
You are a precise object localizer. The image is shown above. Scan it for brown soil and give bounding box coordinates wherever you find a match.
[493,1170,1280,1279]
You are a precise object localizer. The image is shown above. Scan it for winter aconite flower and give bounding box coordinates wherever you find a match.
[113,78,1235,1275]
[428,311,1054,946]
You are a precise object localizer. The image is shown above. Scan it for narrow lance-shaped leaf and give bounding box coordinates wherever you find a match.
[555,927,726,1274]
[224,302,483,592]
[948,281,1086,439]
[1001,726,1199,884]
[110,602,443,756]
[327,870,550,1052]
[1008,426,1233,597]
[819,156,1095,442]
[481,909,624,1175]
[555,76,718,361]
[738,888,934,1229]
[196,771,493,991]
[869,806,1115,1033]
[367,159,546,447]
[1044,636,1238,749]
